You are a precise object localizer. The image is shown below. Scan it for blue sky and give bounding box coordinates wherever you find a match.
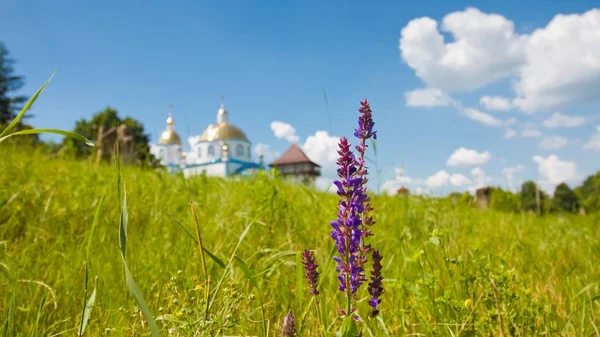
[2,0,600,194]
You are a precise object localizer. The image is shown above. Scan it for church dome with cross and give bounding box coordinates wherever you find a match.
[198,104,249,142]
[150,100,264,178]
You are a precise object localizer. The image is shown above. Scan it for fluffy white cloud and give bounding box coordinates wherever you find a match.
[471,166,493,189]
[450,174,472,187]
[253,143,279,163]
[399,7,525,92]
[583,125,600,151]
[381,168,423,195]
[426,170,450,188]
[480,96,513,111]
[502,164,524,191]
[539,136,568,150]
[533,155,579,186]
[504,128,517,139]
[302,131,340,191]
[447,147,491,166]
[514,10,600,112]
[405,88,450,107]
[400,8,600,113]
[270,121,300,143]
[521,128,543,138]
[463,108,503,126]
[543,112,586,129]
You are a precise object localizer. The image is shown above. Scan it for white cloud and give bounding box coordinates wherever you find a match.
[514,10,600,112]
[543,112,586,129]
[533,155,579,187]
[400,8,600,113]
[405,88,450,107]
[480,96,513,111]
[399,7,525,92]
[505,117,518,126]
[583,125,600,151]
[471,166,493,189]
[521,128,543,138]
[447,147,491,166]
[539,136,568,150]
[502,164,524,191]
[270,121,300,143]
[463,108,503,126]
[302,130,340,191]
[450,174,472,186]
[426,170,450,188]
[253,143,279,163]
[381,168,423,195]
[504,128,517,139]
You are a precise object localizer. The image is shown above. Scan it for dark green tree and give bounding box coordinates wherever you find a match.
[490,187,520,213]
[62,107,152,165]
[552,182,580,213]
[0,42,28,124]
[520,180,548,214]
[574,171,600,213]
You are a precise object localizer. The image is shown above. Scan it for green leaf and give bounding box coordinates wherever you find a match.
[233,255,267,337]
[119,188,128,257]
[338,316,360,337]
[77,277,97,336]
[0,128,94,146]
[172,218,225,268]
[296,250,304,310]
[119,185,160,337]
[120,254,161,337]
[78,193,105,336]
[429,237,440,246]
[0,71,56,138]
[233,256,258,288]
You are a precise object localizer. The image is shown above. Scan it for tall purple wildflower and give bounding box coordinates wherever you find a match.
[368,250,384,317]
[331,136,367,296]
[301,249,320,296]
[281,311,297,337]
[330,99,382,316]
[354,99,377,244]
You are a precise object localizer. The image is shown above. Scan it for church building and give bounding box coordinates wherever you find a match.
[151,103,264,177]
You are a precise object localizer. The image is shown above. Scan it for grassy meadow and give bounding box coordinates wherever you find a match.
[1,145,599,336]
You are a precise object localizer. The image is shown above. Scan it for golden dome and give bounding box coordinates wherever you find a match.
[159,113,182,145]
[159,129,182,144]
[199,122,248,142]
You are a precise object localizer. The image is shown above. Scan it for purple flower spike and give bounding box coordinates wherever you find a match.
[301,249,320,296]
[368,250,384,317]
[331,136,368,295]
[281,310,297,337]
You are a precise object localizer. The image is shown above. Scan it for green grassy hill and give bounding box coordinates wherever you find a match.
[1,146,599,336]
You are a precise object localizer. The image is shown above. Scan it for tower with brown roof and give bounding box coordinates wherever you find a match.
[269,144,321,186]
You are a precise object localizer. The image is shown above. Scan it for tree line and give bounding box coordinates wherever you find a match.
[445,176,600,215]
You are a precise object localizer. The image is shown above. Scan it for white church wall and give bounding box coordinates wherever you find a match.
[183,162,226,178]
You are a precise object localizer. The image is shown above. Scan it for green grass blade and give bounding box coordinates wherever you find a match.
[78,193,105,335]
[120,254,161,337]
[172,218,226,268]
[118,185,160,337]
[208,207,266,312]
[0,128,94,146]
[77,277,97,336]
[0,71,56,138]
[296,250,304,310]
[119,188,127,257]
[233,256,267,337]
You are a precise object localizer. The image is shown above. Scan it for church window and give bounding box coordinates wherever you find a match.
[158,149,164,159]
[236,144,244,157]
[208,145,215,157]
[197,147,202,158]
[247,145,251,159]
